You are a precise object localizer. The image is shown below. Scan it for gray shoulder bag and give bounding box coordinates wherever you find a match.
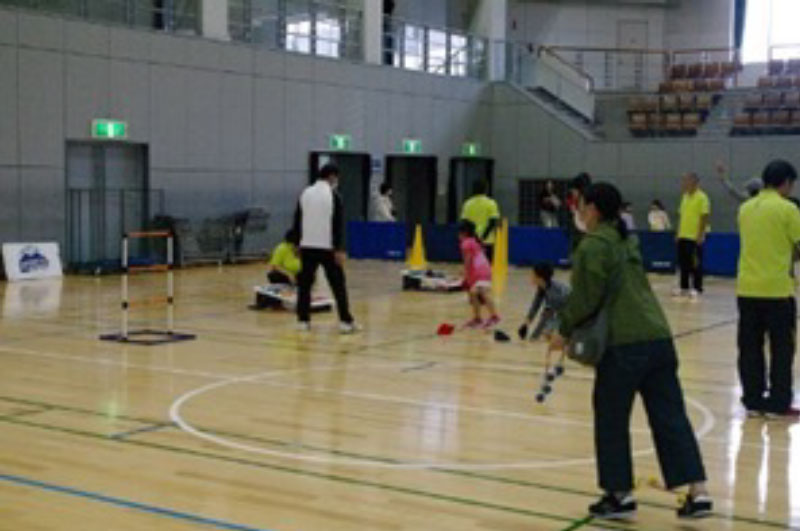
[566,240,626,367]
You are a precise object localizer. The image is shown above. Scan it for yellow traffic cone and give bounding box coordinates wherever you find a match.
[407,224,428,270]
[492,218,509,295]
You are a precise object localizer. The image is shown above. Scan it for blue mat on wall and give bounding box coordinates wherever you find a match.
[347,222,740,278]
[347,221,406,261]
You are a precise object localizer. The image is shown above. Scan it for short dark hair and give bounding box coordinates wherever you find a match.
[472,180,488,196]
[583,182,628,240]
[458,219,476,237]
[651,200,664,209]
[569,173,592,194]
[532,262,554,285]
[284,229,299,245]
[319,164,339,181]
[379,182,391,195]
[762,159,798,188]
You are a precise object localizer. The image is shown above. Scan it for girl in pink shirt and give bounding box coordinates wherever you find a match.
[459,220,500,329]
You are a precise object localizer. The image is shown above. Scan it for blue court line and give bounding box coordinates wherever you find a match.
[109,422,174,440]
[0,473,276,531]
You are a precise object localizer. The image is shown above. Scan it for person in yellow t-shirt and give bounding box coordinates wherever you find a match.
[460,180,500,261]
[268,229,301,285]
[674,173,710,300]
[737,160,800,418]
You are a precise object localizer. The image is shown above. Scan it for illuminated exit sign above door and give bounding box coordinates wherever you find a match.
[402,138,422,154]
[329,134,352,151]
[92,119,128,140]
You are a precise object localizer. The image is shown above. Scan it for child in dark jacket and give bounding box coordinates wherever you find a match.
[518,262,571,341]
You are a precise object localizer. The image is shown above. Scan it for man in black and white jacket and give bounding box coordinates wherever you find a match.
[292,164,358,333]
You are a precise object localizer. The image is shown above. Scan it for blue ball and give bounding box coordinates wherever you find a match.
[554,365,565,376]
[535,393,545,403]
[543,385,552,394]
[545,372,555,382]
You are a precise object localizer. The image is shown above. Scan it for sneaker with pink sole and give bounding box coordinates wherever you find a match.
[482,315,501,329]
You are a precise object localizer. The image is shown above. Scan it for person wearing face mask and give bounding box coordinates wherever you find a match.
[292,164,359,334]
[372,182,396,222]
[550,182,712,521]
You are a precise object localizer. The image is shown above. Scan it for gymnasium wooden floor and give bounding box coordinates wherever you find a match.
[0,260,798,530]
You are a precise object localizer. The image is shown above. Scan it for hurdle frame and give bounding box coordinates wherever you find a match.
[100,231,196,345]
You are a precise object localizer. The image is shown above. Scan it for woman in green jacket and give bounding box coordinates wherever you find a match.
[550,183,712,521]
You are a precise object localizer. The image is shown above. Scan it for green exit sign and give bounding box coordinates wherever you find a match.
[92,119,127,140]
[462,142,481,157]
[402,138,422,154]
[329,134,351,151]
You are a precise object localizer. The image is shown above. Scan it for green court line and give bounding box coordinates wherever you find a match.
[0,414,633,531]
[559,515,595,531]
[0,395,789,529]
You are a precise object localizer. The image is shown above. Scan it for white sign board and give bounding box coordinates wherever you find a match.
[2,243,64,282]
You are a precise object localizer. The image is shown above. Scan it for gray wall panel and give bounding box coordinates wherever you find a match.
[149,65,187,168]
[220,74,253,171]
[584,142,619,178]
[19,168,64,244]
[219,43,253,75]
[313,83,342,146]
[516,105,550,176]
[0,9,15,45]
[0,46,17,165]
[18,12,62,51]
[65,55,109,139]
[109,60,150,144]
[254,49,285,78]
[285,54,315,81]
[340,87,366,150]
[253,77,285,171]
[185,38,221,71]
[149,33,188,66]
[109,27,149,61]
[64,20,109,56]
[548,122,585,178]
[18,49,63,166]
[491,105,519,177]
[0,168,20,242]
[184,69,221,169]
[364,91,389,156]
[284,81,314,170]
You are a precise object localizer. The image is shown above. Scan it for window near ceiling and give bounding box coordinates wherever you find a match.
[743,0,800,63]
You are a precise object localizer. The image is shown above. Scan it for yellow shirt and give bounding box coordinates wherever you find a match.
[737,189,800,298]
[461,195,500,244]
[678,189,710,240]
[269,242,301,275]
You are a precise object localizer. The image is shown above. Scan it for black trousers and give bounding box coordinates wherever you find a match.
[297,248,353,324]
[594,339,706,492]
[268,270,292,285]
[677,239,703,292]
[737,297,797,413]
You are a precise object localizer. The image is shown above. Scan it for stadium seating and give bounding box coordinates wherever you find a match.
[731,59,800,136]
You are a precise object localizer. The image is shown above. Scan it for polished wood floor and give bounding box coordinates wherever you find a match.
[0,261,797,530]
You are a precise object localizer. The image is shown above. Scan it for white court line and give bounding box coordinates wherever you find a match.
[169,362,717,470]
[1,343,760,455]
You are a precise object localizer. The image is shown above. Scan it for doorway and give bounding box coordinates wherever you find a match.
[448,157,495,223]
[385,155,437,230]
[66,142,157,270]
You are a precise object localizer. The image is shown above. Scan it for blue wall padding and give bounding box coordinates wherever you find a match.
[703,232,739,277]
[347,222,740,278]
[509,227,571,267]
[347,221,406,260]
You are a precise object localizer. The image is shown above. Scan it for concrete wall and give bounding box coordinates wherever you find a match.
[0,6,491,248]
[491,84,800,233]
[664,0,732,50]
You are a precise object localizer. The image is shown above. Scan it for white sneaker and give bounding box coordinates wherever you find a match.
[339,322,361,335]
[689,289,700,301]
[671,287,687,298]
[295,321,311,332]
